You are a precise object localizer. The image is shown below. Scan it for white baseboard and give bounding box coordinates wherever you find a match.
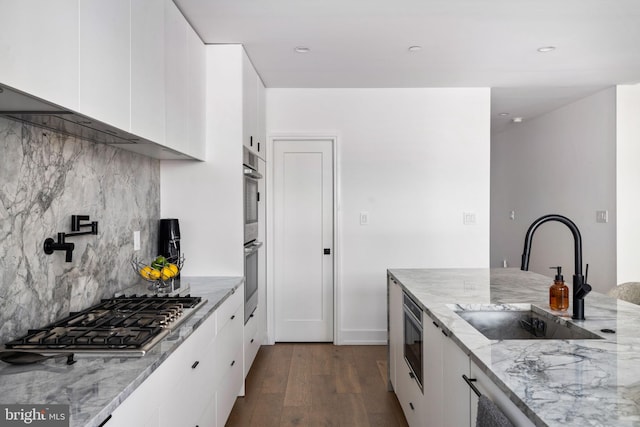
[337,328,387,345]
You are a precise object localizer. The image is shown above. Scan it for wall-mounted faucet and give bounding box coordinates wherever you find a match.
[520,214,592,320]
[43,215,99,262]
[68,215,98,236]
[43,232,75,262]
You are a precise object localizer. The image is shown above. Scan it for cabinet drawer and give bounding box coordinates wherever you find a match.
[396,360,424,427]
[216,288,243,334]
[216,347,244,427]
[244,312,261,378]
[212,303,244,385]
[244,306,259,341]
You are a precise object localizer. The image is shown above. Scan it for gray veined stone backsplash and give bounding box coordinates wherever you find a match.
[0,115,160,344]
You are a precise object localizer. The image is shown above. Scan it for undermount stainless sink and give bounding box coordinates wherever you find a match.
[450,304,602,340]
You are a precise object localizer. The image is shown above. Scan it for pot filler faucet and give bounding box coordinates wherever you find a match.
[520,214,592,320]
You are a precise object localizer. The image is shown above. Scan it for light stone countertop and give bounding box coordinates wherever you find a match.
[387,268,640,427]
[0,276,243,427]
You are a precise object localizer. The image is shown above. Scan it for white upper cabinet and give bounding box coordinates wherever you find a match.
[242,51,265,158]
[242,53,258,153]
[1,0,205,160]
[164,0,188,155]
[0,0,79,110]
[186,23,206,160]
[79,0,131,131]
[131,0,166,145]
[257,76,266,154]
[163,0,205,160]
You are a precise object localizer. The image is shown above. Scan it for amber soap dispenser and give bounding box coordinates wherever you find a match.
[549,266,569,311]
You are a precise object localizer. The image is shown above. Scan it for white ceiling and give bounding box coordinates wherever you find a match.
[175,0,640,133]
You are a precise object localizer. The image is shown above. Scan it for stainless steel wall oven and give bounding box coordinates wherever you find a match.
[243,148,261,245]
[403,291,423,391]
[244,241,261,323]
[243,147,262,324]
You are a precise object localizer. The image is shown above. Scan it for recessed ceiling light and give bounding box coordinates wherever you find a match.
[294,46,311,53]
[512,117,524,123]
[537,46,556,53]
[408,46,422,53]
[499,112,510,117]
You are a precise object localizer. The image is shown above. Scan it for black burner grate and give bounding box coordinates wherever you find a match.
[5,295,202,352]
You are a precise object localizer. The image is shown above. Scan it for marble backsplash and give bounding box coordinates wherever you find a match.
[0,116,160,344]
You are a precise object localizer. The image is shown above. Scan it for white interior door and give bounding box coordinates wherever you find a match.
[274,139,334,342]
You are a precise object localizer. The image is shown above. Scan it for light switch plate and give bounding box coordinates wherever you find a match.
[133,231,141,251]
[360,211,369,225]
[596,210,608,223]
[463,212,476,225]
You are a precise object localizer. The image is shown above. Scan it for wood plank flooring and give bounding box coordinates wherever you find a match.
[226,343,408,427]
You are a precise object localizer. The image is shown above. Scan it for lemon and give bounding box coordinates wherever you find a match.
[167,264,179,275]
[161,266,174,281]
[140,266,153,279]
[149,269,161,280]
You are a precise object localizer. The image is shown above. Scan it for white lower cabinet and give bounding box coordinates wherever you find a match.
[216,346,244,426]
[389,285,534,427]
[243,305,262,379]
[442,335,471,427]
[469,361,535,427]
[422,318,444,426]
[395,359,425,427]
[388,277,403,390]
[106,288,243,427]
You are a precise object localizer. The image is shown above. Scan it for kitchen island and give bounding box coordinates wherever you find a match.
[0,276,243,427]
[388,268,640,426]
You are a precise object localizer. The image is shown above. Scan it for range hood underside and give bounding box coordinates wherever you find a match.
[0,84,193,160]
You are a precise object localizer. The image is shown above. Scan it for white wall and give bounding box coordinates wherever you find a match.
[267,88,490,344]
[617,84,640,284]
[491,87,616,293]
[160,46,245,276]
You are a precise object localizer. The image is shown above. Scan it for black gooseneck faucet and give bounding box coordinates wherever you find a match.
[520,214,592,320]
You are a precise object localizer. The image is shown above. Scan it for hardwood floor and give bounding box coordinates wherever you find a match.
[226,343,409,427]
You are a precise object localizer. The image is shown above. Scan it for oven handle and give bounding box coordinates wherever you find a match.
[244,168,263,180]
[244,241,263,255]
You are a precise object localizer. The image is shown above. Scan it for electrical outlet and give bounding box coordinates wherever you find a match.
[463,212,476,225]
[133,231,141,251]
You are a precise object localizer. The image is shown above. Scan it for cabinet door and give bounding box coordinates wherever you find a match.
[469,361,535,427]
[158,313,217,427]
[244,305,262,378]
[423,317,444,426]
[442,336,471,427]
[388,277,403,389]
[256,77,266,156]
[217,346,244,427]
[79,0,131,130]
[108,376,160,427]
[242,52,258,153]
[0,0,79,110]
[186,23,206,160]
[395,358,424,427]
[131,0,165,144]
[164,0,188,153]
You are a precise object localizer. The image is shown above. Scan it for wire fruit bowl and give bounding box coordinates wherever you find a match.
[131,255,184,291]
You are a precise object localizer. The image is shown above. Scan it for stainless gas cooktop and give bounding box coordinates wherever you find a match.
[4,295,206,357]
